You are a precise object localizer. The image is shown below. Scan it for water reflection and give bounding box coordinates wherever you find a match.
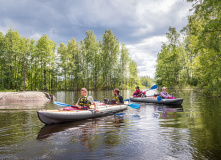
[114,112,140,127]
[1,89,221,159]
[0,101,50,110]
[153,105,183,119]
[37,111,141,140]
[37,119,98,140]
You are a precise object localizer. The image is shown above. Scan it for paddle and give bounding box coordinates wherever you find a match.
[128,103,140,109]
[54,101,71,107]
[54,101,88,109]
[157,96,162,102]
[145,85,158,92]
[123,99,140,109]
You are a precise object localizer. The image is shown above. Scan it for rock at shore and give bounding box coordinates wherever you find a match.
[0,91,56,103]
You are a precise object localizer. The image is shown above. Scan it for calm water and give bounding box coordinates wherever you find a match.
[0,89,221,160]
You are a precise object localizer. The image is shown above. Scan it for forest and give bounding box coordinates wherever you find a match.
[0,29,153,91]
[155,0,221,95]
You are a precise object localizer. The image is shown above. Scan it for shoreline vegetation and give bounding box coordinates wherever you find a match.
[155,1,221,96]
[0,28,153,92]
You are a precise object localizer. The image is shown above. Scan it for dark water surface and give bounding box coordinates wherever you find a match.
[0,89,221,160]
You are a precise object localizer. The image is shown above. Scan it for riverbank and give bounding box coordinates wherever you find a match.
[0,91,55,103]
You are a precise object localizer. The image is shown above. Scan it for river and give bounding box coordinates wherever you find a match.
[0,89,221,160]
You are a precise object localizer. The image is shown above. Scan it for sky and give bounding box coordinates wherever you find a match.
[0,0,193,78]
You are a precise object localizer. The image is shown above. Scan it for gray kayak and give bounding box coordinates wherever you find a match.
[37,103,128,125]
[130,97,183,105]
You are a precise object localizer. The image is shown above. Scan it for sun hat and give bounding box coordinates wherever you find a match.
[162,87,166,90]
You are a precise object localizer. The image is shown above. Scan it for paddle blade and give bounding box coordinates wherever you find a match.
[54,101,71,107]
[129,103,140,109]
[124,99,130,102]
[157,96,162,102]
[150,85,158,90]
[115,113,126,117]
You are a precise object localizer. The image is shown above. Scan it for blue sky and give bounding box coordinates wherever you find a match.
[0,0,193,78]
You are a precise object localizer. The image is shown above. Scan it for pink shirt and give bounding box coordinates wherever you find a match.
[133,90,143,97]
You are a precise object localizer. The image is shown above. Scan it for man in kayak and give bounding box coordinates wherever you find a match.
[76,88,98,111]
[160,87,173,99]
[112,88,124,104]
[132,86,145,97]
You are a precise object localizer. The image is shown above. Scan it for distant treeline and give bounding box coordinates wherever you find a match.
[155,0,221,95]
[0,28,150,91]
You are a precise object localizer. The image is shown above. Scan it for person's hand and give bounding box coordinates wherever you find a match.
[78,106,81,109]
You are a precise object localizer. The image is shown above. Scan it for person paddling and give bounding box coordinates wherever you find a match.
[160,87,173,99]
[132,86,145,97]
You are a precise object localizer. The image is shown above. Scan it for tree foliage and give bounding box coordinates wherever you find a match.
[0,28,139,91]
[156,0,221,95]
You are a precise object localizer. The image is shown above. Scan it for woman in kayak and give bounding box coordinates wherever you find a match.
[132,86,145,97]
[160,87,173,99]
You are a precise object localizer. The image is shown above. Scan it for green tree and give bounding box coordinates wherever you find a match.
[0,28,139,91]
[4,28,20,90]
[84,30,99,89]
[184,0,221,94]
[57,42,68,90]
[128,59,139,88]
[155,27,183,87]
[36,34,56,90]
[119,43,130,89]
[0,32,5,89]
[140,76,153,88]
[101,29,120,89]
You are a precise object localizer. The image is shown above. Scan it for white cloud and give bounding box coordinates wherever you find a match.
[29,33,42,41]
[126,35,167,78]
[0,26,8,35]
